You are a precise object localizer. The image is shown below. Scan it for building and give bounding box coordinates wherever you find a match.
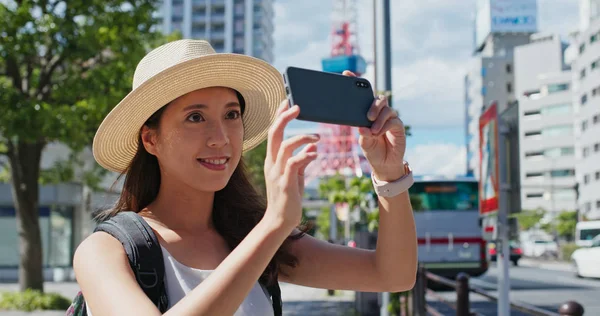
[514,33,577,216]
[571,2,600,220]
[465,0,538,177]
[158,0,275,63]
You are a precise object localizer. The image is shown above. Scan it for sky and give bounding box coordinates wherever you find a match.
[272,0,580,177]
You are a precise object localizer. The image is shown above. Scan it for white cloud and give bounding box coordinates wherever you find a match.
[273,0,580,130]
[405,143,467,177]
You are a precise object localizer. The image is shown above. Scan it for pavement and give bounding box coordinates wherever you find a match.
[0,281,355,315]
[428,260,600,316]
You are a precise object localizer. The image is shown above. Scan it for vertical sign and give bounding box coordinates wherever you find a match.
[479,102,499,216]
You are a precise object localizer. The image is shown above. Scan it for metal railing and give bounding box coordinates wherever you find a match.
[411,264,585,316]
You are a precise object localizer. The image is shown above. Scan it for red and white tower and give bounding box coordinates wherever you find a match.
[303,0,370,186]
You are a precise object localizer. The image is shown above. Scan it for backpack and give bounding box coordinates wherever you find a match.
[66,211,282,315]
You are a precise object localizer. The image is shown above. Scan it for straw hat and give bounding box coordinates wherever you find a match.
[92,39,285,173]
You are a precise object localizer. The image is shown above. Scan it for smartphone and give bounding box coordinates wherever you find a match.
[283,66,375,127]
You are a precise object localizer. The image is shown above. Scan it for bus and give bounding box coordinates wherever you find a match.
[575,220,600,247]
[409,176,488,279]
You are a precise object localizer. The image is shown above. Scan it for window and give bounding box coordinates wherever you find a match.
[580,43,586,54]
[546,147,575,157]
[506,64,512,73]
[596,171,600,180]
[581,69,587,79]
[581,94,588,105]
[542,125,572,137]
[585,174,590,184]
[584,147,590,157]
[234,37,244,50]
[592,32,599,43]
[597,200,600,209]
[550,169,575,177]
[595,143,600,152]
[235,3,244,15]
[235,20,244,33]
[585,202,592,212]
[525,151,544,158]
[541,103,571,115]
[407,181,479,211]
[526,172,544,178]
[593,59,600,70]
[593,86,600,96]
[526,193,544,198]
[546,83,569,93]
[524,110,541,117]
[582,120,588,131]
[594,114,600,124]
[507,82,512,93]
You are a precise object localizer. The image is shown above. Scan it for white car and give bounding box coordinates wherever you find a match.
[522,239,559,258]
[571,235,600,278]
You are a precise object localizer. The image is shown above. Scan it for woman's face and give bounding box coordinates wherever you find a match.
[141,87,244,192]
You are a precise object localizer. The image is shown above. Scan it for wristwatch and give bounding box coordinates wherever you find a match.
[371,162,414,197]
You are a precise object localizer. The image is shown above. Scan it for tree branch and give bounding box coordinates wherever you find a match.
[37,53,66,99]
[5,55,23,93]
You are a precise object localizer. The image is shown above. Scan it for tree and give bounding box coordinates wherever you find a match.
[555,211,577,241]
[243,140,267,195]
[0,0,174,292]
[514,209,546,231]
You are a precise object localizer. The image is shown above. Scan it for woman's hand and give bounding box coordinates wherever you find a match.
[263,100,319,229]
[343,70,407,182]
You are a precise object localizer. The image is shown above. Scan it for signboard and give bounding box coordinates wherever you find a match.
[475,0,538,48]
[479,102,499,216]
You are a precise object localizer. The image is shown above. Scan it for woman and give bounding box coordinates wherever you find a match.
[73,39,417,316]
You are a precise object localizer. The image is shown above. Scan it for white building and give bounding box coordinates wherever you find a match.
[158,0,275,63]
[514,33,577,215]
[465,0,538,177]
[571,4,600,220]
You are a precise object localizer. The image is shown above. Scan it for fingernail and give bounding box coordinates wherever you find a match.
[368,110,376,120]
[310,133,320,138]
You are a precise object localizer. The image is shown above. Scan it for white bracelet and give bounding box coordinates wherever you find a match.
[371,163,414,197]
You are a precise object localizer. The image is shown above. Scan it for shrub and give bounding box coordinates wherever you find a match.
[560,243,580,261]
[0,289,71,312]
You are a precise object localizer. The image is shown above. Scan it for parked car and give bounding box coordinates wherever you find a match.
[571,235,600,278]
[488,240,522,266]
[522,239,559,259]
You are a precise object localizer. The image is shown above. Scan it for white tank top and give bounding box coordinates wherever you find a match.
[86,245,274,315]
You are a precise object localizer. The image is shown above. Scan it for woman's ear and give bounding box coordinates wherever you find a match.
[141,126,158,156]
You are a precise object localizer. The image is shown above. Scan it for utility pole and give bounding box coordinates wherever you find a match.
[376,0,392,315]
[497,118,511,316]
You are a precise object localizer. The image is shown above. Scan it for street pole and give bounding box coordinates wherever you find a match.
[376,0,392,315]
[372,0,377,91]
[497,118,511,316]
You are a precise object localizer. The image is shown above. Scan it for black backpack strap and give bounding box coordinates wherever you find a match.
[266,279,282,316]
[94,212,169,312]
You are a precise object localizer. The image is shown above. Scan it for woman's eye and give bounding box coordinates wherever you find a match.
[187,113,204,122]
[226,110,241,120]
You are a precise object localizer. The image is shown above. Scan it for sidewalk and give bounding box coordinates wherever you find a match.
[517,257,574,273]
[0,282,355,315]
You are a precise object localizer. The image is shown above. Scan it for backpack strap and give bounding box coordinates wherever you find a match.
[266,280,282,316]
[94,211,169,312]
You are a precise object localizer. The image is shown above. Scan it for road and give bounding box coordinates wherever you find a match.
[428,259,600,315]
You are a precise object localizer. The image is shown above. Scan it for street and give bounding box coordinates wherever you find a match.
[428,259,600,315]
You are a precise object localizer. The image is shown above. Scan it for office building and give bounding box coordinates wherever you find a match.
[465,0,538,177]
[514,33,577,215]
[158,0,275,63]
[571,4,600,220]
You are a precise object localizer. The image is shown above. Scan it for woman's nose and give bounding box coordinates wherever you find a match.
[206,123,229,148]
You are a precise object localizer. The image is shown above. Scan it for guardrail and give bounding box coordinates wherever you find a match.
[411,264,585,316]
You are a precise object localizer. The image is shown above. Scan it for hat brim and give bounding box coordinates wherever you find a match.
[92,53,285,173]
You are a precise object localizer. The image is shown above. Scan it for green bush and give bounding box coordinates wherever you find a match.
[560,243,580,261]
[0,289,71,312]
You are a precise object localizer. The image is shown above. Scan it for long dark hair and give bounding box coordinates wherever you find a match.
[95,98,307,286]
